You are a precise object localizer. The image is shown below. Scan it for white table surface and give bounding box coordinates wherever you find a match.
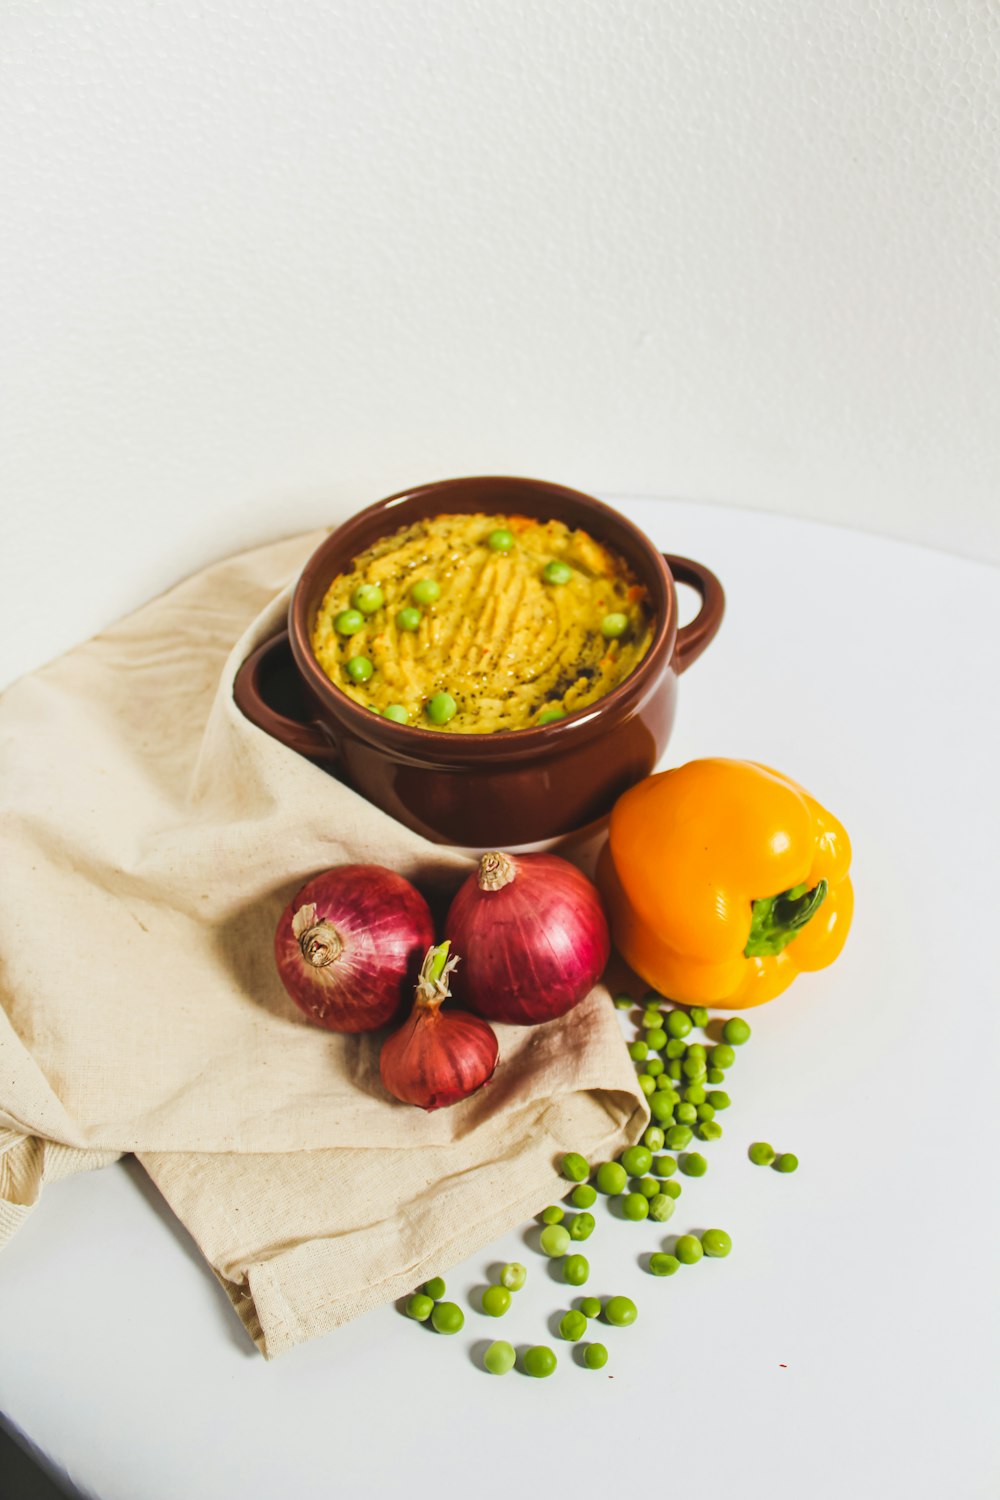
[1,498,997,1500]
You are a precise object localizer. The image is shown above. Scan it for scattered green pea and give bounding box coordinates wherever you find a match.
[666,1060,683,1081]
[637,1073,656,1096]
[665,1010,692,1039]
[696,1103,716,1122]
[580,1296,602,1319]
[523,1345,557,1378]
[653,1154,677,1177]
[559,1309,588,1341]
[424,1277,446,1300]
[411,578,440,606]
[698,1120,723,1142]
[710,1043,736,1070]
[431,1301,464,1334]
[584,1342,609,1369]
[675,1102,697,1126]
[654,1074,675,1091]
[426,692,457,724]
[723,1017,751,1045]
[333,608,364,635]
[483,1339,516,1375]
[645,1058,664,1078]
[662,1179,683,1200]
[665,1038,687,1059]
[628,1039,648,1062]
[686,1044,706,1060]
[488,528,514,552]
[690,1007,709,1027]
[649,1253,681,1277]
[539,1224,571,1257]
[542,559,573,586]
[683,1057,707,1081]
[643,1126,665,1152]
[621,1192,649,1222]
[560,1152,589,1183]
[641,1008,662,1028]
[749,1141,776,1166]
[541,1205,565,1225]
[571,1183,597,1209]
[680,1152,708,1177]
[635,1176,660,1199]
[701,1228,732,1258]
[775,1152,799,1173]
[707,1067,725,1084]
[604,1296,638,1327]
[596,1161,628,1195]
[537,707,565,725]
[650,1093,676,1124]
[683,1084,706,1105]
[707,1090,731,1110]
[645,1028,667,1052]
[601,612,629,639]
[675,1235,704,1265]
[569,1212,595,1242]
[345,655,373,683]
[620,1145,652,1177]
[351,583,384,615]
[405,1293,434,1321]
[665,1124,693,1150]
[395,606,422,632]
[648,1193,676,1223]
[500,1262,527,1291]
[482,1285,512,1317]
[382,703,408,723]
[613,993,634,1009]
[563,1254,590,1286]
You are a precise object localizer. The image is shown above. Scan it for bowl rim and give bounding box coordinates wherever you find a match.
[288,475,678,761]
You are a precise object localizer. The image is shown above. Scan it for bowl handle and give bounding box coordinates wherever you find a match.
[662,555,725,674]
[233,631,339,762]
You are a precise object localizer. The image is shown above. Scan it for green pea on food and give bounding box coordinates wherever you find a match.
[383,704,408,723]
[543,559,573,585]
[537,707,566,725]
[351,583,384,615]
[600,612,629,639]
[425,691,457,724]
[334,608,364,635]
[395,606,422,632]
[488,528,515,552]
[410,578,441,606]
[345,655,373,683]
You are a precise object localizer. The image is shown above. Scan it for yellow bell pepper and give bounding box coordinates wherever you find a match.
[597,759,853,1008]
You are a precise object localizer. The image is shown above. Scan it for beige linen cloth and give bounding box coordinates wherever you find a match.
[0,529,645,1356]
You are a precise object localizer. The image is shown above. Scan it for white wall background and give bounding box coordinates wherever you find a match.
[2,1,998,682]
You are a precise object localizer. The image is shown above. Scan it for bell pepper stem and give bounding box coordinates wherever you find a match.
[744,879,828,958]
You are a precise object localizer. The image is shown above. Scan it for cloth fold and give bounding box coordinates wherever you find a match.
[0,528,645,1354]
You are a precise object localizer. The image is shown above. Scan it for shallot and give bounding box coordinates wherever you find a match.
[379,942,499,1110]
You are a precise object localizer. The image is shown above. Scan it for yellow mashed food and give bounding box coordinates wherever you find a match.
[311,513,655,732]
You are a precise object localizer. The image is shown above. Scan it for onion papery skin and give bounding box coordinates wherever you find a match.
[379,1004,499,1111]
[274,865,435,1032]
[445,852,611,1025]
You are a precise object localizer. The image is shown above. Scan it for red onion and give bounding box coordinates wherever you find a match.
[444,851,611,1025]
[380,942,499,1110]
[274,865,435,1032]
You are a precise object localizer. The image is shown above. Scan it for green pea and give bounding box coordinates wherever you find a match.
[334,608,364,635]
[637,1073,656,1096]
[537,707,565,725]
[601,612,629,639]
[500,1262,527,1291]
[395,606,422,631]
[645,1058,665,1078]
[488,528,514,552]
[680,1152,708,1177]
[649,1253,681,1277]
[653,1154,677,1177]
[563,1254,590,1286]
[569,1212,595,1242]
[707,1067,725,1084]
[662,1179,682,1200]
[645,1027,667,1051]
[635,1176,660,1200]
[683,1062,707,1085]
[584,1342,609,1369]
[696,1103,716,1122]
[698,1120,723,1142]
[701,1228,732,1258]
[665,1124,693,1150]
[351,583,384,615]
[580,1296,602,1319]
[654,1075,674,1092]
[539,1224,571,1257]
[707,1090,731,1110]
[405,1293,434,1321]
[775,1152,799,1173]
[483,1339,516,1374]
[710,1043,736,1070]
[431,1301,464,1334]
[650,1094,676,1125]
[749,1141,775,1166]
[423,1277,446,1300]
[570,1183,597,1209]
[675,1235,703,1265]
[723,1017,751,1045]
[559,1309,588,1341]
[665,1038,687,1059]
[690,1007,709,1027]
[641,1008,662,1028]
[686,1043,706,1060]
[523,1345,557,1378]
[596,1161,628,1195]
[603,1296,638,1327]
[620,1145,652,1177]
[410,578,440,606]
[382,703,408,723]
[482,1285,511,1317]
[541,1205,565,1225]
[613,993,634,1009]
[345,655,373,683]
[622,1192,649,1221]
[683,1084,706,1105]
[665,1010,692,1039]
[426,692,457,724]
[649,1193,676,1223]
[666,1060,683,1081]
[543,559,573,585]
[643,1126,665,1152]
[675,1103,697,1126]
[628,1039,648,1062]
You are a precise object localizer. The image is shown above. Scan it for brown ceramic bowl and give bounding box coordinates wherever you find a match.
[234,476,724,845]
